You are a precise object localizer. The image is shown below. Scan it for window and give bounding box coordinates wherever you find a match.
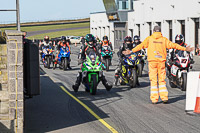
[168,21,173,41]
[194,18,199,54]
[126,1,129,9]
[122,31,126,39]
[118,1,122,10]
[129,29,133,38]
[136,24,140,37]
[147,22,152,35]
[180,20,185,39]
[119,31,122,40]
[122,1,126,9]
[118,0,129,10]
[116,30,118,40]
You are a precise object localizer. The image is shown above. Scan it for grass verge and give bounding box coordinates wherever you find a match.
[27,28,90,40]
[0,22,89,32]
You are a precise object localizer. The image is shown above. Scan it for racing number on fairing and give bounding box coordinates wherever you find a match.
[171,65,179,76]
[181,59,187,63]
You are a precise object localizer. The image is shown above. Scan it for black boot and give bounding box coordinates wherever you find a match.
[68,59,72,69]
[136,74,140,86]
[72,72,82,92]
[113,67,120,86]
[67,64,72,70]
[113,76,119,86]
[136,78,140,86]
[102,75,112,91]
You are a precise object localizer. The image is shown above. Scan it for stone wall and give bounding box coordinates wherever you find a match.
[0,30,24,133]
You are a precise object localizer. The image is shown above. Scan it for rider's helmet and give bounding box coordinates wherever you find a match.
[133,35,140,43]
[61,36,67,44]
[103,36,108,44]
[124,36,133,49]
[44,36,49,44]
[175,34,184,46]
[85,34,96,47]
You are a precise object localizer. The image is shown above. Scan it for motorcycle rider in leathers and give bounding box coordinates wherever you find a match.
[114,36,140,86]
[72,34,113,92]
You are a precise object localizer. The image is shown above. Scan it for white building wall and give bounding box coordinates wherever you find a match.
[127,0,200,49]
[90,12,115,48]
[91,0,200,50]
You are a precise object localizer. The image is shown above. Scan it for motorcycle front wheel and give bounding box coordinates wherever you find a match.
[130,69,137,88]
[47,57,51,69]
[181,73,187,91]
[90,74,97,95]
[106,58,109,71]
[137,64,143,77]
[63,58,68,71]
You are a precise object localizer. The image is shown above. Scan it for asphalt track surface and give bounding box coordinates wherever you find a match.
[26,26,89,37]
[25,45,200,133]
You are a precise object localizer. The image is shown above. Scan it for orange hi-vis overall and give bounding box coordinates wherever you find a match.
[132,32,186,103]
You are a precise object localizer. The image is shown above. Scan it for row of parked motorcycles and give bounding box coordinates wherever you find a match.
[40,44,193,95]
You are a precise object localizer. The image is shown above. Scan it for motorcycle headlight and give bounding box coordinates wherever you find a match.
[131,57,135,60]
[86,64,93,70]
[96,65,101,70]
[127,60,133,65]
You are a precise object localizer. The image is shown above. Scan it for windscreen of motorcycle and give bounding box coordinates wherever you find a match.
[103,46,110,52]
[126,53,137,60]
[177,51,188,58]
[88,51,97,64]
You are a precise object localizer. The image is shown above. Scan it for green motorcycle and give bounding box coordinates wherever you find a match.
[82,51,103,95]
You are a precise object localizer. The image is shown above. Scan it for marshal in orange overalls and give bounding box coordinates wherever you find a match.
[132,32,186,103]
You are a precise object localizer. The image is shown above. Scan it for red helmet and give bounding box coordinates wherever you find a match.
[44,36,49,43]
[124,36,132,43]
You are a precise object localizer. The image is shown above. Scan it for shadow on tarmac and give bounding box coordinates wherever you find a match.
[24,71,122,133]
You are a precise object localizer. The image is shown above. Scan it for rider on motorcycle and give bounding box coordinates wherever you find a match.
[39,36,53,59]
[169,34,194,65]
[133,35,146,56]
[72,34,112,92]
[39,36,52,51]
[114,36,140,86]
[99,36,113,51]
[55,36,72,69]
[133,35,141,48]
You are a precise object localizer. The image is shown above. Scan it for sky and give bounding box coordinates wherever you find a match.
[0,0,105,24]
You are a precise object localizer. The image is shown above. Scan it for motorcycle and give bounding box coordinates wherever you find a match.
[41,46,54,69]
[82,51,103,95]
[119,53,141,88]
[53,46,70,70]
[101,46,113,71]
[166,51,192,91]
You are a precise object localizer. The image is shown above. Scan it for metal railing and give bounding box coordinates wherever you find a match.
[0,0,20,31]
